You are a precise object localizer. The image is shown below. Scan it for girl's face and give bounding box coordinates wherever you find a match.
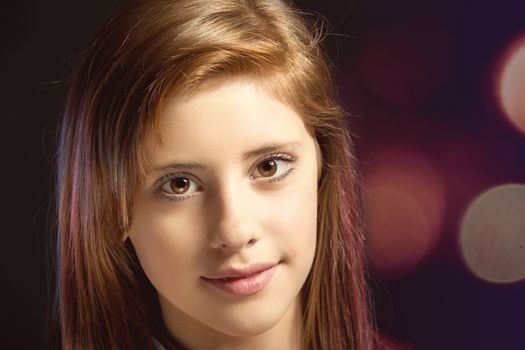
[127,79,319,345]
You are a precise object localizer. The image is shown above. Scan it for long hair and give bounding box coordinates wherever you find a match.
[50,0,376,349]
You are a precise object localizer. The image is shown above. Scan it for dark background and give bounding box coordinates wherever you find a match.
[2,1,525,349]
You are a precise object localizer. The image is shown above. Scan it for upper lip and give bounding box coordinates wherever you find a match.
[202,262,278,279]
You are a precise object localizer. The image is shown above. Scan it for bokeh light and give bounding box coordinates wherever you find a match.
[497,34,525,136]
[364,151,446,280]
[460,184,525,284]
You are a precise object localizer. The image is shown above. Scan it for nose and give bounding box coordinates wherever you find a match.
[208,180,259,252]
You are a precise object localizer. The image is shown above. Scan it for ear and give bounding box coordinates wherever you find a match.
[121,217,136,242]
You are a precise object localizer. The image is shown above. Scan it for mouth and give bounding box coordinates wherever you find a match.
[201,262,279,296]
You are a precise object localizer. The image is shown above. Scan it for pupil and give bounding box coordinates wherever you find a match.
[263,160,275,172]
[175,178,187,188]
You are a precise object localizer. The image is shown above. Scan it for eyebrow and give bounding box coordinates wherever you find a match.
[148,141,300,174]
[149,161,204,173]
[242,141,300,161]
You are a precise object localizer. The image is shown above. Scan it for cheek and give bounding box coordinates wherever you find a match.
[265,168,318,265]
[128,202,205,288]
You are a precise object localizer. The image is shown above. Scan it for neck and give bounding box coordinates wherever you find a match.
[161,296,304,350]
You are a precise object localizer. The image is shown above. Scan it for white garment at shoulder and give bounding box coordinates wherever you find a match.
[153,337,168,350]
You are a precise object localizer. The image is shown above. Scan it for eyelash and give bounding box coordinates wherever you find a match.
[154,152,297,202]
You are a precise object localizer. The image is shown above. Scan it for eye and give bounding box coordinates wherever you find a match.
[252,154,296,181]
[158,175,203,200]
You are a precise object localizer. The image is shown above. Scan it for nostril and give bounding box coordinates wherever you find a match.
[218,237,258,251]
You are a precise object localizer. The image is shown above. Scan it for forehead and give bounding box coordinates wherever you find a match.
[144,79,310,167]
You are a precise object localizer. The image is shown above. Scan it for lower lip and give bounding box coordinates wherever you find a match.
[202,265,279,296]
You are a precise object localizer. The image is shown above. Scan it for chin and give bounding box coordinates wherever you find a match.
[210,310,282,338]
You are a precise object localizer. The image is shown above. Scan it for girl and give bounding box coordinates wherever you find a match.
[50,0,376,349]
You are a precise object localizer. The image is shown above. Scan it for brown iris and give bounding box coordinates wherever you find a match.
[170,177,190,194]
[257,159,277,177]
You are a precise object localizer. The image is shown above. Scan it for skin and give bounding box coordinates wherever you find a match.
[127,79,320,350]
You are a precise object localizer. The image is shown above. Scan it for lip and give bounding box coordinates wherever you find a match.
[201,263,279,296]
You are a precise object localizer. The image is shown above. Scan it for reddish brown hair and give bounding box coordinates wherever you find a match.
[51,0,376,349]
